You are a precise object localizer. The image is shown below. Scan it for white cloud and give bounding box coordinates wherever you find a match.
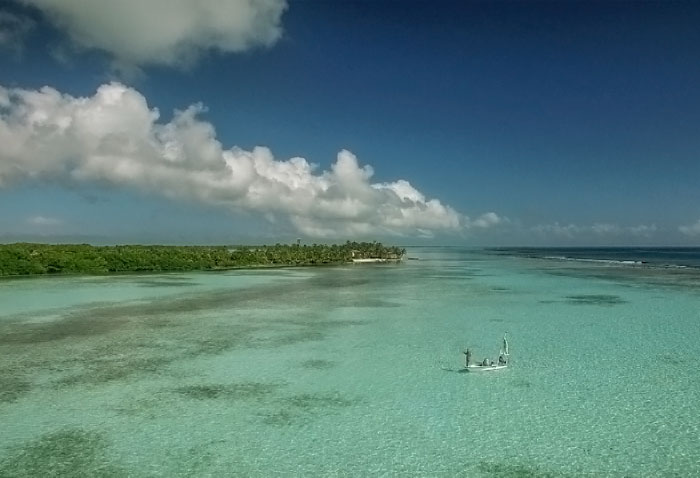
[531,222,581,239]
[591,223,621,235]
[26,215,63,226]
[469,212,504,229]
[628,224,657,238]
[679,220,700,237]
[0,82,468,238]
[17,0,287,69]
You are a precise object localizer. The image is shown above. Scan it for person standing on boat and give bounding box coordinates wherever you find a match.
[498,332,509,366]
[463,348,472,367]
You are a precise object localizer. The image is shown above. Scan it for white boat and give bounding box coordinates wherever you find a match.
[465,363,508,372]
[463,333,509,373]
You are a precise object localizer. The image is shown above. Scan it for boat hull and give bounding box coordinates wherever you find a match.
[464,364,508,372]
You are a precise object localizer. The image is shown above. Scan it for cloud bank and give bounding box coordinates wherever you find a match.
[531,222,658,240]
[679,220,700,237]
[0,82,472,238]
[17,0,287,68]
[26,215,63,226]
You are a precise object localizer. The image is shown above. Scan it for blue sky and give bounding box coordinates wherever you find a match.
[0,0,699,246]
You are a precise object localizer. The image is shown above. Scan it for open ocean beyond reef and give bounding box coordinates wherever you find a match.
[1,247,699,477]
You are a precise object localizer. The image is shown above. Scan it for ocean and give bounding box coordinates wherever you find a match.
[488,247,700,269]
[1,247,699,476]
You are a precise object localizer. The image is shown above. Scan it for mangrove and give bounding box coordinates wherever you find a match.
[0,242,406,276]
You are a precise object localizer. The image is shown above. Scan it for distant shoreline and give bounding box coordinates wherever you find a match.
[485,246,700,270]
[0,242,406,277]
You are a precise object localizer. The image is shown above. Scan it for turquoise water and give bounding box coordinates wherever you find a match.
[1,248,699,476]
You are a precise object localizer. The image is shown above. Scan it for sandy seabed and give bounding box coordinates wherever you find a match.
[1,248,699,476]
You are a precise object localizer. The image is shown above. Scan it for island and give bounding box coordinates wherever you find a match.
[0,242,406,276]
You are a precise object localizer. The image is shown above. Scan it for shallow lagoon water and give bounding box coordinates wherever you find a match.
[1,248,699,476]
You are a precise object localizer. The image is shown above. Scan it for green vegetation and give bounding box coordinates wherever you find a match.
[0,429,126,477]
[0,242,405,276]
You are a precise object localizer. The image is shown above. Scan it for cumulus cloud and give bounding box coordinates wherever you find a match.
[469,212,504,229]
[17,0,286,69]
[0,82,468,238]
[628,224,657,238]
[591,223,621,235]
[679,220,700,237]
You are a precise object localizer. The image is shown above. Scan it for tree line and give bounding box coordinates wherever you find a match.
[0,242,406,276]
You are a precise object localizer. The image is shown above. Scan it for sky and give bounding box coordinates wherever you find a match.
[0,0,699,246]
